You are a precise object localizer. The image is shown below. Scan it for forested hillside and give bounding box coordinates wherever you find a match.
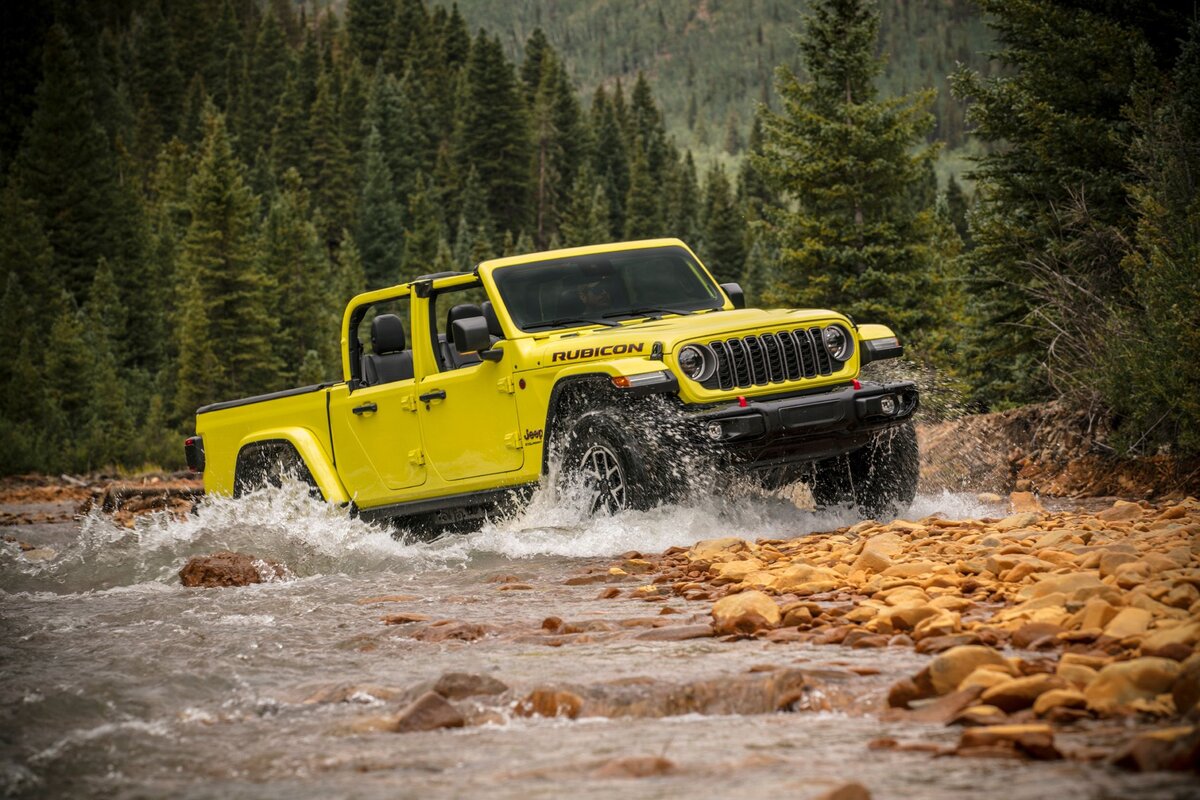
[1,0,1196,476]
[442,0,998,172]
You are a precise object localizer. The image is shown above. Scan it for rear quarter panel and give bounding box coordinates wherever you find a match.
[196,389,348,503]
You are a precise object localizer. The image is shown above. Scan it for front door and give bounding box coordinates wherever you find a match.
[417,348,524,482]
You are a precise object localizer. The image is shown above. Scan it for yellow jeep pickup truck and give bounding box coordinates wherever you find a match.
[184,239,918,528]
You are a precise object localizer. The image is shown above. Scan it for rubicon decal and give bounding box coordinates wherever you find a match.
[551,343,646,363]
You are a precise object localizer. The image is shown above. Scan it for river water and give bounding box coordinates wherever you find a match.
[1,482,1193,799]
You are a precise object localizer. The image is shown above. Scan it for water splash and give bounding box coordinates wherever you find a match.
[1,467,998,594]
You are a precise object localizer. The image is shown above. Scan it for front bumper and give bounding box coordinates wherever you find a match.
[691,381,919,468]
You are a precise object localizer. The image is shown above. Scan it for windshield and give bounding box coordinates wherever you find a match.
[491,245,724,331]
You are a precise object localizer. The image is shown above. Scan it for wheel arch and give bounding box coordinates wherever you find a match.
[234,427,349,503]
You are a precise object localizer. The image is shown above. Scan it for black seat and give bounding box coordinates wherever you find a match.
[441,303,493,369]
[361,314,413,385]
[480,301,504,338]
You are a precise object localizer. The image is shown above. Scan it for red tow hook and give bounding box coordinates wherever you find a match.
[738,396,748,408]
[852,379,862,390]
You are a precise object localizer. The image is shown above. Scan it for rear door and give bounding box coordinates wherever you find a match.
[328,294,426,505]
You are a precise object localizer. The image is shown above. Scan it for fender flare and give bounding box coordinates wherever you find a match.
[235,427,350,504]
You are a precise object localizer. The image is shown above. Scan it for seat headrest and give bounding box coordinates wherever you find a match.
[445,304,483,347]
[371,314,406,354]
[481,301,503,338]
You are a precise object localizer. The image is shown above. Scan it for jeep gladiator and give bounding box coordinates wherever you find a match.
[185,239,919,528]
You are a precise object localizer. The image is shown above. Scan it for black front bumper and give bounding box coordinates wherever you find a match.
[691,381,919,468]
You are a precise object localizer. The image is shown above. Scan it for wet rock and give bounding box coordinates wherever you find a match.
[178,551,290,587]
[590,756,676,778]
[1009,492,1044,513]
[928,645,1011,696]
[516,688,584,719]
[852,532,904,573]
[915,633,981,654]
[432,672,508,700]
[959,666,1015,692]
[409,620,493,642]
[354,594,421,604]
[390,690,465,733]
[634,624,715,641]
[1140,622,1200,659]
[889,686,984,724]
[951,704,1009,727]
[597,587,621,599]
[1097,500,1145,522]
[1033,688,1087,716]
[812,782,872,800]
[994,512,1041,532]
[1173,657,1200,716]
[1085,657,1182,715]
[979,674,1068,713]
[957,724,1062,760]
[711,590,780,635]
[381,612,430,625]
[1109,726,1200,773]
[1103,607,1153,640]
[1011,622,1064,650]
[304,683,404,704]
[21,547,57,561]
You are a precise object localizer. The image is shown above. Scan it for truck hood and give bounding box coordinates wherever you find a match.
[518,307,850,367]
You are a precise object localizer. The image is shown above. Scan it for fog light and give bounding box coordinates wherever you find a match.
[706,422,724,440]
[880,395,896,415]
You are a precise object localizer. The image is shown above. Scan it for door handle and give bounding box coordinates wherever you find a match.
[352,402,377,415]
[419,389,447,404]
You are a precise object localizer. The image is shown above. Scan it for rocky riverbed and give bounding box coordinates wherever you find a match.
[2,442,1198,797]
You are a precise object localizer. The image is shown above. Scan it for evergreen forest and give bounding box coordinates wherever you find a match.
[1,0,1197,474]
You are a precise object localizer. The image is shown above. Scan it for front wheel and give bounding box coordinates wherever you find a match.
[558,411,663,514]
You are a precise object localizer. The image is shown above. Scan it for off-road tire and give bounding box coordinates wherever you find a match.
[809,421,919,518]
[233,440,322,500]
[558,411,666,513]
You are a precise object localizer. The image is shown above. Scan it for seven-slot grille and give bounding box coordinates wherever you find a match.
[700,327,837,390]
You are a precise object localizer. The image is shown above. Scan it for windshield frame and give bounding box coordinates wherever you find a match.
[488,245,726,334]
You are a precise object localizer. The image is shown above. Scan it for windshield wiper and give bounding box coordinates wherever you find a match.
[603,306,695,320]
[524,316,621,331]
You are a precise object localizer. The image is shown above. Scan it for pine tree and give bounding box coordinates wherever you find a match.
[347,0,396,68]
[455,32,530,239]
[560,166,612,247]
[83,262,134,467]
[529,52,564,248]
[357,126,405,287]
[208,0,241,112]
[175,108,280,416]
[400,173,445,281]
[590,86,629,238]
[624,136,660,239]
[947,1,1187,406]
[271,72,309,178]
[700,163,746,284]
[757,0,943,349]
[133,1,185,140]
[666,151,701,245]
[240,8,292,160]
[12,25,139,302]
[308,69,355,249]
[260,170,338,383]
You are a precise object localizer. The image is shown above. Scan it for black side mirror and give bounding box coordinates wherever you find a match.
[452,315,493,354]
[720,282,746,309]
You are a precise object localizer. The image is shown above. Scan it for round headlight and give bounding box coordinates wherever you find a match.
[822,325,854,362]
[677,345,715,382]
